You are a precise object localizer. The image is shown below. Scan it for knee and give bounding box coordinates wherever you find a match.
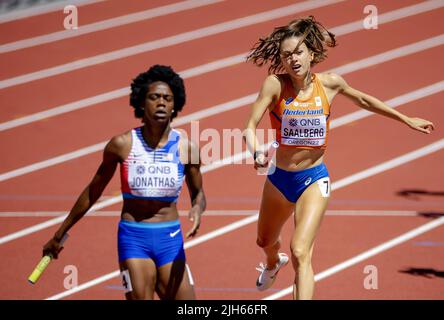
[256,236,277,249]
[130,289,147,300]
[290,244,311,264]
[256,237,268,248]
[126,279,151,300]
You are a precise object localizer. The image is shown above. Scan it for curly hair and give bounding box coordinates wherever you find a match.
[247,16,337,74]
[129,65,186,120]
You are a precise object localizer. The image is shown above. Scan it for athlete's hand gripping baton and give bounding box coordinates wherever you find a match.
[28,233,69,284]
[257,141,279,175]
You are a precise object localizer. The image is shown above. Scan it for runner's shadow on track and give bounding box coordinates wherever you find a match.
[397,189,444,200]
[397,189,444,219]
[399,267,444,279]
[417,212,444,219]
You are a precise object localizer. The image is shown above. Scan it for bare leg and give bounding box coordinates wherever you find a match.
[156,260,196,300]
[257,178,294,268]
[291,182,329,300]
[119,258,157,300]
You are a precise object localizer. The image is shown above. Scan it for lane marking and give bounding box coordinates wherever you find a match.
[332,139,444,190]
[0,196,121,245]
[44,138,444,299]
[4,0,443,90]
[0,210,424,217]
[0,81,444,245]
[0,0,343,89]
[264,215,444,300]
[1,24,442,131]
[46,214,259,300]
[1,79,442,182]
[0,0,224,53]
[0,0,103,24]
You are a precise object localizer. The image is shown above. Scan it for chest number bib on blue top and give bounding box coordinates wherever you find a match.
[128,162,178,197]
[281,115,327,147]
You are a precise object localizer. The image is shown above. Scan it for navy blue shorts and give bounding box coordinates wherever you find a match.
[117,219,185,267]
[267,163,330,203]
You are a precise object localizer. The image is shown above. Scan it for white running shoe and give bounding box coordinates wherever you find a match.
[255,253,289,291]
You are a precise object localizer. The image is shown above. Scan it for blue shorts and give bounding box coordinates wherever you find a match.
[117,219,185,267]
[267,163,330,203]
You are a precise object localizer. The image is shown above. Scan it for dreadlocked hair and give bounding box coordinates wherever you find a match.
[129,64,186,120]
[246,16,336,74]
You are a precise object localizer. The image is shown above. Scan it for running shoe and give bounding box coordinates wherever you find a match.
[255,253,289,291]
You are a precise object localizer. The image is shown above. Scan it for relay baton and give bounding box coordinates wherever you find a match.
[257,141,280,175]
[266,141,279,162]
[28,233,69,284]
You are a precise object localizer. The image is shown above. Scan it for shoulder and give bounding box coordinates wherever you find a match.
[317,72,349,91]
[175,128,199,163]
[178,134,199,155]
[105,130,132,160]
[256,74,284,102]
[261,74,283,92]
[108,130,131,150]
[176,131,200,166]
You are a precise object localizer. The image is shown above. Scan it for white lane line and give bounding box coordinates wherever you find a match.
[325,210,421,217]
[0,143,252,244]
[2,80,442,243]
[0,53,247,132]
[183,214,259,248]
[0,142,108,182]
[0,210,422,217]
[9,0,443,90]
[0,0,343,89]
[1,17,442,132]
[1,78,442,183]
[335,141,444,190]
[0,211,66,217]
[45,213,259,300]
[0,0,103,24]
[44,138,444,300]
[330,34,444,76]
[0,0,224,53]
[264,215,444,300]
[0,194,121,245]
[330,80,444,129]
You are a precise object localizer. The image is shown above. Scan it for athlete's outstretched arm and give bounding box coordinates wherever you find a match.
[244,75,281,167]
[184,139,206,238]
[326,73,434,133]
[43,135,124,258]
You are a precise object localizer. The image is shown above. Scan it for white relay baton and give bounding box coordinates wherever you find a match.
[257,141,279,175]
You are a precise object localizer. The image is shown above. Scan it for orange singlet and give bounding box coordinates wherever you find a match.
[270,73,331,149]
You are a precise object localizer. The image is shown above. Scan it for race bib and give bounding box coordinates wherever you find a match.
[281,115,327,147]
[317,177,331,197]
[128,162,178,197]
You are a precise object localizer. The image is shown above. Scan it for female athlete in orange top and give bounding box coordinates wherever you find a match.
[244,16,434,299]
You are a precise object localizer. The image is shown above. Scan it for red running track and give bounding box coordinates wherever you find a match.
[0,0,443,300]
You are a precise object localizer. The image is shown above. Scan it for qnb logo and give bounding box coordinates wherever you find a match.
[288,118,298,127]
[136,165,145,175]
[63,5,78,30]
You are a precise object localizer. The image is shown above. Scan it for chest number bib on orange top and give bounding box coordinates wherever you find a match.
[281,114,327,147]
[128,162,178,198]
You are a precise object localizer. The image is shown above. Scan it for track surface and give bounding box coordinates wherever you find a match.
[0,0,443,300]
